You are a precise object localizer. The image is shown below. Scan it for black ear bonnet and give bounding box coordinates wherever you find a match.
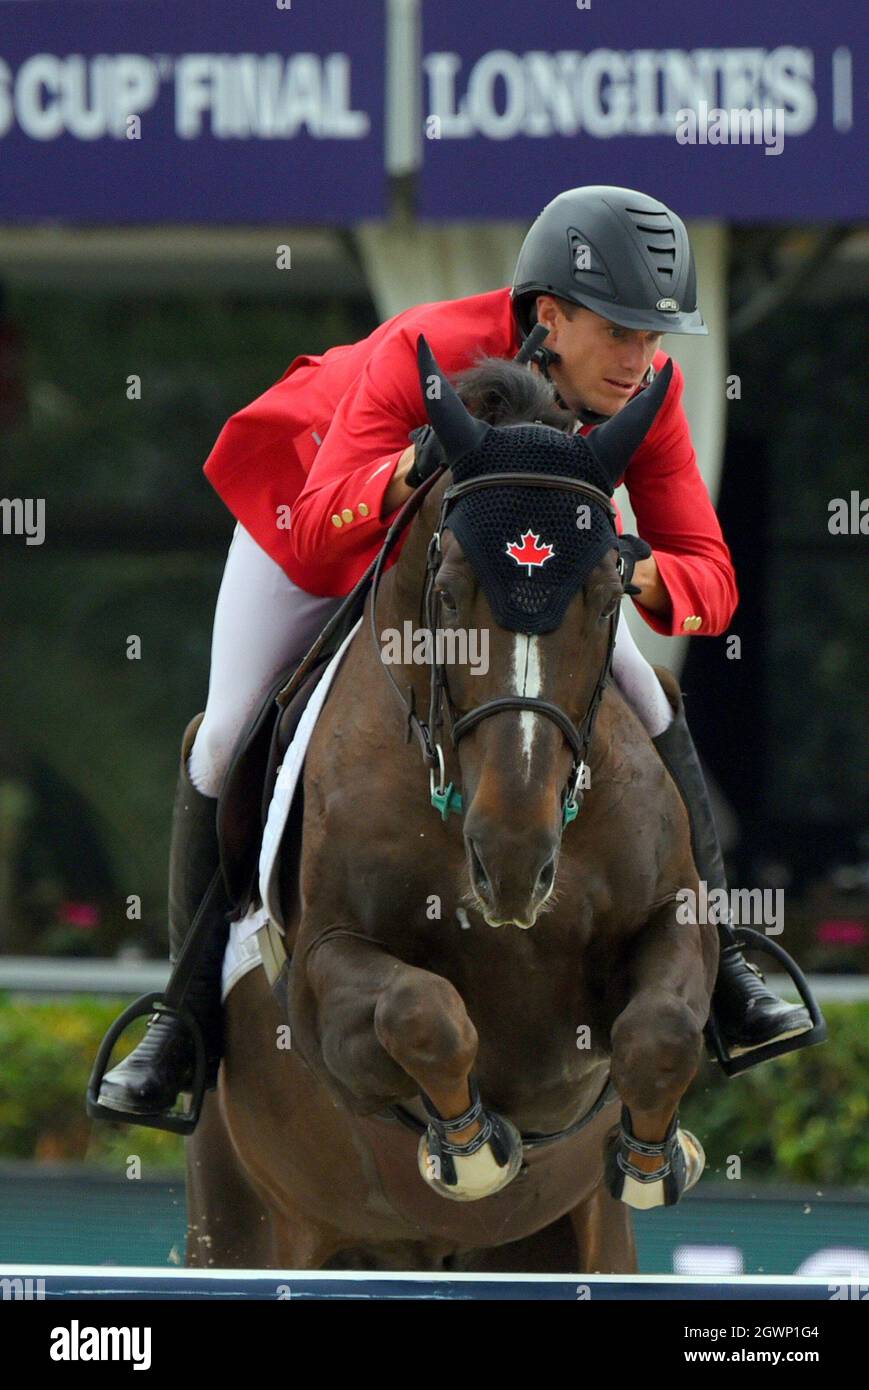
[416,335,672,634]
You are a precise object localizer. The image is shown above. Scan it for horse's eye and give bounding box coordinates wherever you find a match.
[438,589,457,615]
[599,596,620,624]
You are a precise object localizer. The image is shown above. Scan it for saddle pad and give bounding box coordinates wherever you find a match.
[221,901,269,1002]
[258,617,362,927]
[222,618,361,1002]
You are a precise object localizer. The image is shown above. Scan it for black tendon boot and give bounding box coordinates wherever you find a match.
[651,668,814,1073]
[97,715,231,1120]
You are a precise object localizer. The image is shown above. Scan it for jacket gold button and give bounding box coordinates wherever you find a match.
[358,502,370,517]
[341,508,354,523]
[682,615,703,631]
[331,514,343,528]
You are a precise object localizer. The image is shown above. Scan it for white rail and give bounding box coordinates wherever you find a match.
[0,958,867,1001]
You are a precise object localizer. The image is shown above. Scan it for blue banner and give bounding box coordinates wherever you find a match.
[0,0,386,222]
[419,0,865,221]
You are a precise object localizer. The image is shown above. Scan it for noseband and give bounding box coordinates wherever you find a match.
[370,467,627,829]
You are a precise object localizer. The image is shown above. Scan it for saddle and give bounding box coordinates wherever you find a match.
[216,580,370,923]
[215,659,324,919]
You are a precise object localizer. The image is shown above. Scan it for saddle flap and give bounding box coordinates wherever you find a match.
[217,653,336,917]
[217,668,289,910]
[261,657,334,828]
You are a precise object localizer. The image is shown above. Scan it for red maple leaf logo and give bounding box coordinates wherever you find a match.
[505,529,555,575]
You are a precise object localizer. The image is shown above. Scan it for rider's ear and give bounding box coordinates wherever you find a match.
[416,334,489,466]
[582,358,674,491]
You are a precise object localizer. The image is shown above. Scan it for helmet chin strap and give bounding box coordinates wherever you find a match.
[530,343,609,425]
[530,343,654,427]
[575,404,613,428]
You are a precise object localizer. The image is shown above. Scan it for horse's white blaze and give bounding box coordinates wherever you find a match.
[510,635,543,775]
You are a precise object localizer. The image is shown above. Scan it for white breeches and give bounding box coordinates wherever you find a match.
[610,608,674,740]
[188,525,342,797]
[188,524,672,798]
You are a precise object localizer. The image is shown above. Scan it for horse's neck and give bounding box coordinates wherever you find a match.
[370,491,442,698]
[385,484,443,620]
[586,687,657,798]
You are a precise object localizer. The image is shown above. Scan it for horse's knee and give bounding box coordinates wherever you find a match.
[375,975,477,1078]
[611,997,701,1106]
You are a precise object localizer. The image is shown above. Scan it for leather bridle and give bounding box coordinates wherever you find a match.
[370,466,627,828]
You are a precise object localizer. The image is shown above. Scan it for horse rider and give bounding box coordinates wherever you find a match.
[95,185,814,1127]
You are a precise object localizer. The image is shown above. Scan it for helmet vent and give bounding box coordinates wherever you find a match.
[646,239,675,276]
[625,206,677,276]
[566,228,616,299]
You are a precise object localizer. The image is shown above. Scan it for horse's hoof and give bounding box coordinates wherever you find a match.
[417,1111,524,1202]
[605,1109,705,1210]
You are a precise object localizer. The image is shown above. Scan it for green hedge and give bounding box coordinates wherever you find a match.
[682,1002,869,1187]
[0,995,183,1173]
[1,994,866,1185]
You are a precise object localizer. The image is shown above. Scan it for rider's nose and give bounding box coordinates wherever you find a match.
[619,340,646,377]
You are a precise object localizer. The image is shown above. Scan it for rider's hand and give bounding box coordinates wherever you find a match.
[406,424,446,488]
[629,552,673,621]
[381,445,417,515]
[617,535,652,594]
[382,426,447,515]
[618,536,672,620]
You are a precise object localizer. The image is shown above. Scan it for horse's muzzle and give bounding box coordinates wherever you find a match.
[465,822,559,929]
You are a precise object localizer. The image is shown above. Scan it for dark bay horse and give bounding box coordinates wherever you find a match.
[186,342,716,1272]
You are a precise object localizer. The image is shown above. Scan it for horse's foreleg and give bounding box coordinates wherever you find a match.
[303,933,522,1201]
[606,897,717,1208]
[302,934,470,1106]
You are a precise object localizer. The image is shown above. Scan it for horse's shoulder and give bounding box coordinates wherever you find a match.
[587,689,693,878]
[596,687,674,792]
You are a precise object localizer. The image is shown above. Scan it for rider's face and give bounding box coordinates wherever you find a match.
[534,297,663,418]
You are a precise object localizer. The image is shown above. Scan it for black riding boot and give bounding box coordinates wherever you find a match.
[98,715,231,1117]
[651,669,813,1071]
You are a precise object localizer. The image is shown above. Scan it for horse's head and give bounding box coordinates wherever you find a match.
[387,336,672,930]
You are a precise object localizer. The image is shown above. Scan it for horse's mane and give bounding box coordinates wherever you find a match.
[453,356,575,431]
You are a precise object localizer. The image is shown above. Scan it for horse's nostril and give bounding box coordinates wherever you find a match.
[536,856,556,897]
[469,840,490,897]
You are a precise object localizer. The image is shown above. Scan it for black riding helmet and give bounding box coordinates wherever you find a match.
[511,186,707,338]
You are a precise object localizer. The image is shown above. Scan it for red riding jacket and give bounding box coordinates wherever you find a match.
[203,287,737,636]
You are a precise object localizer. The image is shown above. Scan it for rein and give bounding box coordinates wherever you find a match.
[370,467,626,829]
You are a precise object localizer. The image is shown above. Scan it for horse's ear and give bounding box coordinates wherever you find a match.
[417,334,489,465]
[583,358,674,490]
